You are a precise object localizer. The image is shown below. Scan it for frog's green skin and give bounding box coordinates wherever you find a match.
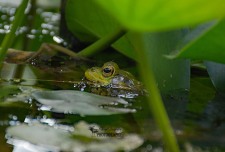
[85,61,143,92]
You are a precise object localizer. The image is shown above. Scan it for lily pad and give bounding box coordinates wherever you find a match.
[4,86,44,103]
[168,20,225,64]
[65,0,136,59]
[32,90,136,115]
[95,0,225,31]
[7,121,143,152]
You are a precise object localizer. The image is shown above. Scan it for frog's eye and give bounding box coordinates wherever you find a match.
[102,66,114,77]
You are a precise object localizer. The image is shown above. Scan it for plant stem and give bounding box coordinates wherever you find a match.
[77,27,126,57]
[26,43,91,63]
[132,33,180,152]
[0,0,29,68]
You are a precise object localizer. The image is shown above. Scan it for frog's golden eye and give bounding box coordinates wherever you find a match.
[102,66,114,77]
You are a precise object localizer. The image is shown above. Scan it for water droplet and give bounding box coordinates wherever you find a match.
[9,8,16,15]
[146,144,153,151]
[115,128,123,134]
[27,34,35,39]
[9,16,14,21]
[0,29,5,33]
[50,31,55,36]
[42,29,49,34]
[4,24,10,30]
[53,35,64,43]
[27,98,33,103]
[12,78,21,83]
[1,14,7,20]
[12,115,17,120]
[111,102,118,106]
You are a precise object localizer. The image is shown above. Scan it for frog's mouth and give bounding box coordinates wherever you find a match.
[84,68,110,86]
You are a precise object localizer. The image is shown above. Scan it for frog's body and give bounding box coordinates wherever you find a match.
[85,62,143,96]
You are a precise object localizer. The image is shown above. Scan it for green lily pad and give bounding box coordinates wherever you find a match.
[95,0,225,31]
[32,90,136,115]
[65,0,136,59]
[7,121,143,152]
[168,20,225,64]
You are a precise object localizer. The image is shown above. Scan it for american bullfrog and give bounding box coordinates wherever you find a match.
[85,61,143,97]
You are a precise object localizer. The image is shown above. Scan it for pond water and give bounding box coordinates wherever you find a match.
[2,63,225,152]
[1,1,225,152]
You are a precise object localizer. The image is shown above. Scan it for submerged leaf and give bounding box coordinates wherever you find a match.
[205,61,225,92]
[0,85,19,101]
[137,31,190,91]
[0,101,29,108]
[7,121,143,152]
[32,90,136,115]
[188,78,215,114]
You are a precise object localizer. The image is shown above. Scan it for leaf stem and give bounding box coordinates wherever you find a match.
[77,27,126,57]
[132,33,180,152]
[0,0,29,68]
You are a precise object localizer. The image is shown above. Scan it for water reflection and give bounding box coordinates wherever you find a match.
[0,0,61,48]
[8,139,58,152]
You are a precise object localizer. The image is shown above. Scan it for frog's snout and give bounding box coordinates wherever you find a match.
[84,67,99,80]
[84,68,91,79]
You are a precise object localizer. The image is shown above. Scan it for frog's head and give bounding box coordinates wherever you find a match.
[85,61,119,86]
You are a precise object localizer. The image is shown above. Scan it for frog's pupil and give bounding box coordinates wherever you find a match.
[103,68,112,73]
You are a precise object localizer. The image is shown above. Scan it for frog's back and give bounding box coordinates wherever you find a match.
[111,70,143,91]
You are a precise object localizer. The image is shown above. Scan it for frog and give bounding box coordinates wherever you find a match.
[84,61,143,97]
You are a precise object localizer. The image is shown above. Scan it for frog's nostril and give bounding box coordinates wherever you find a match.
[90,67,97,72]
[89,67,99,72]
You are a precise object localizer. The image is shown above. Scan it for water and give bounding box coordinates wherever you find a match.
[1,74,225,151]
[1,2,225,152]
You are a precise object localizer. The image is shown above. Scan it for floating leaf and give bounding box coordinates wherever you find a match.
[32,90,136,115]
[7,121,143,152]
[4,86,44,103]
[95,0,225,31]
